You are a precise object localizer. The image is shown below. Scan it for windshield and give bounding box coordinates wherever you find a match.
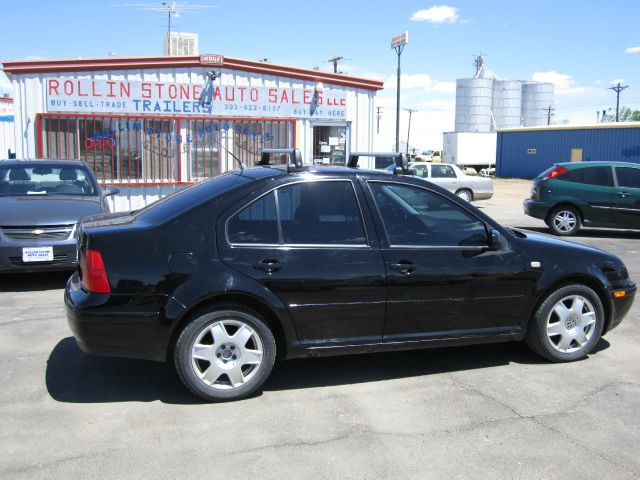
[0,164,98,196]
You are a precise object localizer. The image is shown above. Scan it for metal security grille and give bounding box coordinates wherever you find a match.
[38,114,295,184]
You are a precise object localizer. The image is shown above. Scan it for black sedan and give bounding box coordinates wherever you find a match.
[0,159,118,273]
[65,158,636,401]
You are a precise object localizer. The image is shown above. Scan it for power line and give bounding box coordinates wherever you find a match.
[404,108,417,155]
[608,82,629,122]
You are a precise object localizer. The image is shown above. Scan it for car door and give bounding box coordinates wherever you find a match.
[219,178,386,347]
[611,165,640,228]
[365,179,528,342]
[559,165,616,225]
[429,164,459,193]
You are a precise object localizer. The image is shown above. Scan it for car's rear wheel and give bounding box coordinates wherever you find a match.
[525,284,604,362]
[547,205,581,235]
[455,189,472,202]
[174,306,276,401]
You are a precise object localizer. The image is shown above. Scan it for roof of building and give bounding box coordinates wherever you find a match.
[1,54,384,91]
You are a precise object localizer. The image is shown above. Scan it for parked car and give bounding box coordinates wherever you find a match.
[524,161,640,236]
[65,156,635,401]
[399,161,493,201]
[0,159,118,273]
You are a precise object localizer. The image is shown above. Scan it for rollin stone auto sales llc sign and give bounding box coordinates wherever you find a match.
[46,78,347,119]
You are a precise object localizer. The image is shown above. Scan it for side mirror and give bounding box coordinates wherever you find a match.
[103,185,120,197]
[489,229,502,250]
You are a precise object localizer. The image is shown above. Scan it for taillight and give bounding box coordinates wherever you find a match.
[80,249,111,294]
[544,165,568,180]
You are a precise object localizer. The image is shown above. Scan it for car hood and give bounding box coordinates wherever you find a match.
[0,196,103,226]
[514,228,616,261]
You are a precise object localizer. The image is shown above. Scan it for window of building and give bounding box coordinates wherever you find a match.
[39,114,295,184]
[312,124,348,165]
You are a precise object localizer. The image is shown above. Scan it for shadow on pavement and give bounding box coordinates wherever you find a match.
[0,271,72,292]
[46,336,612,404]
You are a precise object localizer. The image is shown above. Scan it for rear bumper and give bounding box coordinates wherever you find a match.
[64,272,173,362]
[473,189,493,200]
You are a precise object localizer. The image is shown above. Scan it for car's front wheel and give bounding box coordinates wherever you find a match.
[547,205,581,235]
[525,284,604,362]
[174,306,276,401]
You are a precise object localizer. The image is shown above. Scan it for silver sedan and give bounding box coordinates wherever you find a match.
[408,162,493,202]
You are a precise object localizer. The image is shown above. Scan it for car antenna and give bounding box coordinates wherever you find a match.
[216,141,247,172]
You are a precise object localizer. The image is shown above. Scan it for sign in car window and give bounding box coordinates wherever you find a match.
[46,78,347,120]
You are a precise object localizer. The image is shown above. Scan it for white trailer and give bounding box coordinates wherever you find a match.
[443,132,497,170]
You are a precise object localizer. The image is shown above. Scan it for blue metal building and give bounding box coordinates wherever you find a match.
[496,123,640,178]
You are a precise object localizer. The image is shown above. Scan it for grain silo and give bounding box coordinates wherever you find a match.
[492,80,523,129]
[454,77,494,133]
[522,82,554,126]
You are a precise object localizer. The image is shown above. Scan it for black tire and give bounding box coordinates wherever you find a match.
[455,189,473,202]
[526,284,604,362]
[547,205,581,236]
[174,305,276,401]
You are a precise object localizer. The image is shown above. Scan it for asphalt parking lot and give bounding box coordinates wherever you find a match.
[1,179,639,480]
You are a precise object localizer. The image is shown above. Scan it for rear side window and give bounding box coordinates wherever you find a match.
[227,180,367,246]
[431,165,456,178]
[561,166,613,187]
[279,181,366,245]
[616,167,640,188]
[227,192,278,244]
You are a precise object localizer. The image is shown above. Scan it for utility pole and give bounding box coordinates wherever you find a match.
[404,108,417,154]
[608,82,629,122]
[391,32,408,153]
[544,105,555,125]
[376,107,383,134]
[327,56,345,73]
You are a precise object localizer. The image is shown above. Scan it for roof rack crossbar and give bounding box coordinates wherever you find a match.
[348,151,411,174]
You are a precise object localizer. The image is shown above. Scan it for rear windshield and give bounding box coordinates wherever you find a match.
[135,172,250,223]
[0,164,98,196]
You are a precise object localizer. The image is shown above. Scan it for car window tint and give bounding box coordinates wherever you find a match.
[369,182,487,247]
[616,167,640,188]
[431,165,456,178]
[410,165,428,178]
[561,166,613,186]
[279,181,366,245]
[227,191,279,244]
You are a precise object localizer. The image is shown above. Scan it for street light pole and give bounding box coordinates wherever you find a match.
[391,32,408,153]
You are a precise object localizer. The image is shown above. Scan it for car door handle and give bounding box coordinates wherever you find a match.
[391,261,415,274]
[618,191,630,198]
[253,259,282,273]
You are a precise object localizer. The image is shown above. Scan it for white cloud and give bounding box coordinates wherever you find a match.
[410,5,459,23]
[610,78,625,85]
[625,46,640,54]
[531,70,595,95]
[384,73,455,93]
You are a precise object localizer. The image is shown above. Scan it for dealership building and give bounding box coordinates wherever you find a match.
[2,55,383,210]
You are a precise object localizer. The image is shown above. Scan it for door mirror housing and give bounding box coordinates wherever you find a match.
[103,185,120,197]
[489,229,503,250]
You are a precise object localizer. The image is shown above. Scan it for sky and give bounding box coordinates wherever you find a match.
[2,0,640,150]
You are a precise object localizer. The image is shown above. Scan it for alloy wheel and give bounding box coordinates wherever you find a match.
[545,294,597,354]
